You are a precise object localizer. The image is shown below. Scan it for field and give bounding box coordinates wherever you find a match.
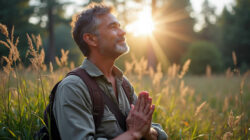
[0,28,250,140]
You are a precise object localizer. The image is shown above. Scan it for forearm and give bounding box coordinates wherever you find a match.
[112,130,141,140]
[151,123,168,140]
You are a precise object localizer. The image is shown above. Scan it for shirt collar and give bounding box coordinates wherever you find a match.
[80,58,123,81]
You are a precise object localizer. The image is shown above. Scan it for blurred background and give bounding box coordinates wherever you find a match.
[0,0,249,74]
[1,1,250,139]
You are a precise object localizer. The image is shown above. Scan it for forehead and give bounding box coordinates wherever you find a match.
[97,13,119,27]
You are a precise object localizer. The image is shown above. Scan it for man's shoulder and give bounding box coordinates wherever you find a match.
[57,74,88,92]
[59,75,83,86]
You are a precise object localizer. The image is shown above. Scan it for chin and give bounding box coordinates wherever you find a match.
[115,44,130,54]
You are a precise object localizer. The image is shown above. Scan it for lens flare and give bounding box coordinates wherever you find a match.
[126,7,155,36]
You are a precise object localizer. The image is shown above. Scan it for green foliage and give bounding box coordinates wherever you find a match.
[0,0,41,66]
[182,41,223,74]
[0,51,249,139]
[43,24,83,66]
[197,0,219,43]
[218,0,250,68]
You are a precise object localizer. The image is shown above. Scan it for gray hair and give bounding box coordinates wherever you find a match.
[71,3,112,56]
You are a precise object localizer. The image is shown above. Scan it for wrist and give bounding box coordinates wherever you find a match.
[143,128,158,140]
[127,130,142,140]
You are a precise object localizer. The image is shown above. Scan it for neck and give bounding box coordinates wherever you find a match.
[88,54,115,78]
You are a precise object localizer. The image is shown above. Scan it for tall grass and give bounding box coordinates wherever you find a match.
[0,24,249,139]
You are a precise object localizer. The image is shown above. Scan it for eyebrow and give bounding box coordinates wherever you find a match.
[108,21,120,27]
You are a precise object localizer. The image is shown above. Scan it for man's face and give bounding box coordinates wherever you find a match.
[95,13,129,58]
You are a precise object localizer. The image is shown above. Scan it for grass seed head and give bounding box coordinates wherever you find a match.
[179,59,191,79]
[195,101,207,116]
[232,51,237,66]
[0,23,9,38]
[222,132,233,140]
[49,62,53,73]
[228,110,234,128]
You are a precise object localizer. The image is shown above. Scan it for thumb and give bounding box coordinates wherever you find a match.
[127,104,134,119]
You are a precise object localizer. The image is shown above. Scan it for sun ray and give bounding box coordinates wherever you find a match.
[154,9,191,26]
[157,29,193,43]
[125,7,155,36]
[148,34,170,68]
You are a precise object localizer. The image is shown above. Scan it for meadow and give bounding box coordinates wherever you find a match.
[0,24,249,140]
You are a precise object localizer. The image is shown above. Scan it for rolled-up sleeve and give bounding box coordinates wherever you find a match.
[152,123,168,140]
[53,75,107,140]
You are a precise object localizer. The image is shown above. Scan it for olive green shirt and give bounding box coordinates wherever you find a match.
[53,59,167,140]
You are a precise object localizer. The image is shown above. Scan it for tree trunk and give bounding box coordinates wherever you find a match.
[47,0,55,63]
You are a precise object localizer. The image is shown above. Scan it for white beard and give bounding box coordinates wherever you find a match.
[115,43,129,54]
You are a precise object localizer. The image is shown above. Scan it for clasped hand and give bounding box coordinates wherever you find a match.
[126,91,157,140]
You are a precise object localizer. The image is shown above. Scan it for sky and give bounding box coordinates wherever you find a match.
[29,0,235,31]
[63,0,235,31]
[64,0,235,15]
[190,0,235,31]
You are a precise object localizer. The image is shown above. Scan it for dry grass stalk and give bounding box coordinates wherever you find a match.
[240,71,249,95]
[148,67,154,79]
[134,57,148,80]
[178,59,191,79]
[0,23,8,37]
[179,80,188,98]
[234,113,244,127]
[55,49,69,67]
[70,61,75,70]
[228,110,234,128]
[168,63,179,78]
[2,56,13,75]
[26,34,46,71]
[232,51,237,66]
[49,62,53,73]
[225,68,233,78]
[194,101,207,116]
[223,97,229,112]
[228,110,244,129]
[222,132,233,140]
[206,65,212,78]
[0,24,20,75]
[152,64,163,86]
[124,61,134,75]
[0,40,10,48]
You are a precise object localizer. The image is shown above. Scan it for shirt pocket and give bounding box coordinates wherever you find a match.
[97,110,123,138]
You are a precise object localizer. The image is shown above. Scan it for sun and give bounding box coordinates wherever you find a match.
[125,7,155,36]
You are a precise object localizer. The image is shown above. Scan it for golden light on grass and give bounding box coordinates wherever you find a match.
[125,7,155,36]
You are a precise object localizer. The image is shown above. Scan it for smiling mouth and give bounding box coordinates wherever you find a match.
[117,38,125,44]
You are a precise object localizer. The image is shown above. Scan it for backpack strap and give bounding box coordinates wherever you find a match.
[121,78,133,105]
[67,68,104,131]
[41,67,133,139]
[69,68,129,131]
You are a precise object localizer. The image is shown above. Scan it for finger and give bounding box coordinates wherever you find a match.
[147,104,155,118]
[128,104,135,118]
[139,93,146,112]
[139,91,149,112]
[144,97,152,114]
[134,94,142,111]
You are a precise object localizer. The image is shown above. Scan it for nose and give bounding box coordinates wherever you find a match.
[119,28,126,36]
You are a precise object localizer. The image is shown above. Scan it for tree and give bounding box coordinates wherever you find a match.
[197,0,219,43]
[32,0,70,63]
[218,0,250,68]
[182,41,223,74]
[0,0,41,65]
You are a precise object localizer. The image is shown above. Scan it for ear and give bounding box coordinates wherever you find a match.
[83,33,97,47]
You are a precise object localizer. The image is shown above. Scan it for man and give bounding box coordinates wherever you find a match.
[53,2,167,140]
